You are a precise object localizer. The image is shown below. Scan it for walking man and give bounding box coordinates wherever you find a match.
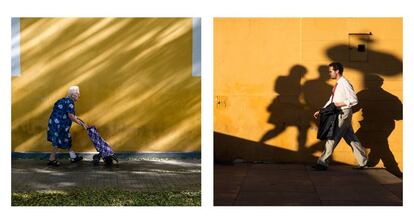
[312,62,367,170]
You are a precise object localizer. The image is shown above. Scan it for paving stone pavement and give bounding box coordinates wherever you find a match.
[214,163,402,206]
[12,159,200,192]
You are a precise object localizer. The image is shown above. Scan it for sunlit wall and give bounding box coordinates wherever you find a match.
[214,18,402,170]
[12,18,201,153]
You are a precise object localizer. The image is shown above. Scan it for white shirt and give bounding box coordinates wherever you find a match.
[323,76,358,110]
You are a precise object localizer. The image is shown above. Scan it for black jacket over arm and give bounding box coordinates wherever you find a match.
[317,103,341,140]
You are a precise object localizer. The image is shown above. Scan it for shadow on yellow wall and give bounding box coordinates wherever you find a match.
[215,40,402,177]
[325,40,403,176]
[12,18,201,153]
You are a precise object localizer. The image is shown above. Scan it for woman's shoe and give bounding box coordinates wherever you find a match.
[47,160,60,166]
[70,156,83,163]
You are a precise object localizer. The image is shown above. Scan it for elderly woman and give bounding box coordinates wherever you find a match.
[47,86,88,166]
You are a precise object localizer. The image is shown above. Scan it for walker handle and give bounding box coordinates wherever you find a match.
[77,117,88,129]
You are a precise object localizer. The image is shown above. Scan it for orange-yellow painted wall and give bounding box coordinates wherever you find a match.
[12,18,201,153]
[214,18,402,170]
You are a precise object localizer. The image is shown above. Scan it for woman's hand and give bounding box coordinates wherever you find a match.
[70,113,88,129]
[82,122,88,129]
[79,120,88,129]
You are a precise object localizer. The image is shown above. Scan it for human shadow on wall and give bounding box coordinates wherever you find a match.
[259,64,333,159]
[259,65,309,154]
[354,74,403,177]
[301,65,332,155]
[215,40,403,176]
[326,40,403,177]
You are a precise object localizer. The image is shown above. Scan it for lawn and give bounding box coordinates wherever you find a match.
[12,189,201,206]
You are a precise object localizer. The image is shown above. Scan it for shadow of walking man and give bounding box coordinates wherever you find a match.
[326,39,403,176]
[260,65,309,153]
[303,65,332,112]
[302,65,334,155]
[354,74,403,177]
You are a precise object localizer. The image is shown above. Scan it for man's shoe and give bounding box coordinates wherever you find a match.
[352,165,367,170]
[312,164,328,171]
[70,156,83,163]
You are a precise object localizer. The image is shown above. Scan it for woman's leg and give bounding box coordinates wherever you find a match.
[68,148,83,162]
[48,146,60,166]
[49,146,58,161]
[67,148,77,159]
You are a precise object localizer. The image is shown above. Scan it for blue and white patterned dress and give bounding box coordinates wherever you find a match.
[47,97,75,149]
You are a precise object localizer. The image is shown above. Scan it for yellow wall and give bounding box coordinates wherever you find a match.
[12,18,201,153]
[214,18,402,171]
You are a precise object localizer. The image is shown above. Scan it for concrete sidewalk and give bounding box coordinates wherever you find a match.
[12,159,200,192]
[214,163,402,206]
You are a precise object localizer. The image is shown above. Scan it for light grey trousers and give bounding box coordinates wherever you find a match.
[317,108,367,167]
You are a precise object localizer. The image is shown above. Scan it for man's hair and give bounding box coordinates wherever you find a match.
[329,62,344,74]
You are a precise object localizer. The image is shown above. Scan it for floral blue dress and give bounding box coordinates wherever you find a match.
[47,97,75,149]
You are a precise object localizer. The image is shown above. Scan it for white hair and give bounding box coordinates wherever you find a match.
[68,86,80,96]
